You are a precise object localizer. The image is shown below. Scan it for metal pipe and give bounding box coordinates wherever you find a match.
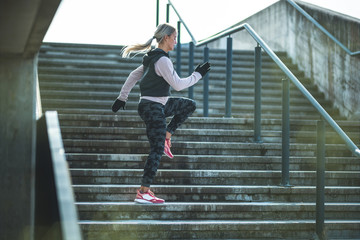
[197,25,246,47]
[225,37,232,118]
[316,120,326,240]
[156,0,159,27]
[188,42,194,99]
[281,78,290,187]
[203,46,209,117]
[176,21,181,77]
[254,45,262,142]
[166,4,170,23]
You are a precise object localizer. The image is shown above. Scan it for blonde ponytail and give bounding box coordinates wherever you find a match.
[120,23,176,58]
[121,37,154,58]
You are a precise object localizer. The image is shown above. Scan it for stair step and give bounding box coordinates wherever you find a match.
[55,114,357,131]
[38,80,318,96]
[79,219,360,239]
[40,90,333,109]
[48,108,337,119]
[70,169,360,186]
[76,202,360,221]
[42,99,337,116]
[66,154,360,171]
[63,140,352,157]
[60,126,359,144]
[73,185,360,202]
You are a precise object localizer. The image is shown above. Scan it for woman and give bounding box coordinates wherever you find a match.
[112,23,211,204]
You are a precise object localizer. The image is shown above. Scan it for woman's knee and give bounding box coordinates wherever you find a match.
[189,99,196,112]
[185,99,196,115]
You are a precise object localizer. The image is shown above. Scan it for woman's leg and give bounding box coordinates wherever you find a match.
[164,97,196,135]
[162,98,196,158]
[137,100,167,188]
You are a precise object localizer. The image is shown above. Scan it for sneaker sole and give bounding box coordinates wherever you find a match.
[134,199,165,204]
[164,152,174,159]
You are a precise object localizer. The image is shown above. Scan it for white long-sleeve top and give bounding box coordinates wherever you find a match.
[117,56,202,105]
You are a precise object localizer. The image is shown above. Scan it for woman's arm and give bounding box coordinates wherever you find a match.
[117,65,144,101]
[155,57,202,91]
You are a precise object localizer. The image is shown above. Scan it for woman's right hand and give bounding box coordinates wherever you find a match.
[195,62,211,77]
[111,99,126,112]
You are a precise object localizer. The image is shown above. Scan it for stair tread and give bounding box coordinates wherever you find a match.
[71,169,360,173]
[76,201,360,206]
[79,219,360,224]
[73,184,360,189]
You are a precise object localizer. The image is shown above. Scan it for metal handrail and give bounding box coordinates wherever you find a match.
[167,0,360,158]
[287,0,360,56]
[201,23,360,157]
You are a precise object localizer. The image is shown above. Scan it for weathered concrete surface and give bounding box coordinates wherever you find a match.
[0,0,61,239]
[0,0,61,57]
[0,56,38,240]
[209,0,360,119]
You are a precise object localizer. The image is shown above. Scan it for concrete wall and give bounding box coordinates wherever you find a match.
[208,0,360,119]
[0,0,61,239]
[0,56,38,240]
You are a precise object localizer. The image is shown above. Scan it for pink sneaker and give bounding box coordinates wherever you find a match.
[164,138,174,159]
[134,189,165,204]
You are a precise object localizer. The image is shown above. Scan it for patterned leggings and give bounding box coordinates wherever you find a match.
[137,97,196,187]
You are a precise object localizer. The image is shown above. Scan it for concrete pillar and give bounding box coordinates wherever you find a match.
[0,55,38,240]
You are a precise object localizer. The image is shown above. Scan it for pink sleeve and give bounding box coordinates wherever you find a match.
[117,65,144,101]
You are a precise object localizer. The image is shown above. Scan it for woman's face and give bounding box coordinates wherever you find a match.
[165,31,177,51]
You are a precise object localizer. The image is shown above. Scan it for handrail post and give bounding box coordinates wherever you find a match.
[188,41,194,99]
[316,119,326,240]
[203,46,209,117]
[225,36,233,117]
[254,45,262,142]
[156,0,159,27]
[176,21,181,77]
[166,4,170,23]
[281,78,291,186]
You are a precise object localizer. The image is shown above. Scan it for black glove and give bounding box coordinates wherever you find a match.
[195,62,211,77]
[112,99,126,112]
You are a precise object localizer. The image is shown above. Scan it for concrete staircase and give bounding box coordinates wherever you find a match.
[38,43,360,239]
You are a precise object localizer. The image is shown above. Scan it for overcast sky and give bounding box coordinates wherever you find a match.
[44,0,360,45]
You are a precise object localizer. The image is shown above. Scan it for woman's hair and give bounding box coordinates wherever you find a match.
[121,23,176,58]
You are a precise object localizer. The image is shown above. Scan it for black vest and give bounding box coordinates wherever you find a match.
[139,49,171,97]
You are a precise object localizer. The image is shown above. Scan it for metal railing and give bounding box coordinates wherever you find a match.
[197,22,360,157]
[162,0,360,239]
[165,0,360,157]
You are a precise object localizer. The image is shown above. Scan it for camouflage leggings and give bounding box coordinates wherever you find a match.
[137,97,196,187]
